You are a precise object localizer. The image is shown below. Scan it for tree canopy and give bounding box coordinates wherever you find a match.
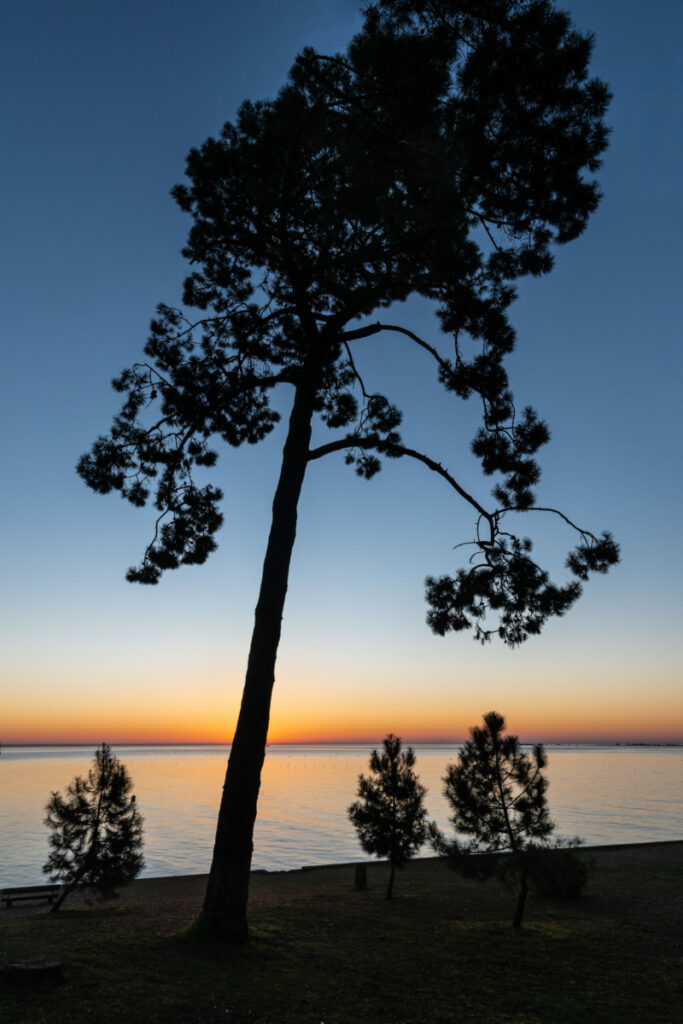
[439,711,554,852]
[79,0,617,645]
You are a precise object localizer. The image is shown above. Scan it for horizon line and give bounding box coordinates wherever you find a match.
[3,738,682,748]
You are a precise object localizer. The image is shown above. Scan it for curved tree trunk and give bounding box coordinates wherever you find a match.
[200,357,319,941]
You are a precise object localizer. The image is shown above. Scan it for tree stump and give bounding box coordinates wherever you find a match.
[0,961,64,987]
[354,863,367,890]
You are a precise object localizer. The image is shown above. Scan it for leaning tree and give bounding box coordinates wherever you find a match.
[78,0,618,939]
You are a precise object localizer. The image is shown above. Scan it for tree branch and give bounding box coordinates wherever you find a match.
[343,341,374,400]
[308,434,492,525]
[497,506,603,543]
[341,321,449,373]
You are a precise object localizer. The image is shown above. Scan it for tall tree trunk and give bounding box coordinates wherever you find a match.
[200,359,319,941]
[50,847,94,912]
[512,865,529,929]
[50,877,79,913]
[386,860,396,900]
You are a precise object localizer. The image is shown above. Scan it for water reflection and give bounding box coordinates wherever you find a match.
[1,744,681,886]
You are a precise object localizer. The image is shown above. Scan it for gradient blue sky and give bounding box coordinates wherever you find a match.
[2,0,681,744]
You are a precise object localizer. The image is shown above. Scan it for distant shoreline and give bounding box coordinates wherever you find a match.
[3,740,682,749]
[178,837,683,881]
[3,839,682,897]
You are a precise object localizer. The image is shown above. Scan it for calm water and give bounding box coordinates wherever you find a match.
[1,744,681,887]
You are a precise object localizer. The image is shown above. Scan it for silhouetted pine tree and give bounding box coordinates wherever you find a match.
[78,0,618,939]
[431,711,555,927]
[43,744,144,911]
[349,734,427,898]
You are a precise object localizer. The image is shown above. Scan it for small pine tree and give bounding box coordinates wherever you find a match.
[432,711,555,927]
[43,743,144,911]
[348,734,427,898]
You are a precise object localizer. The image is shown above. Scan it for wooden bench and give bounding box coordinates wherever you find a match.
[1,884,62,908]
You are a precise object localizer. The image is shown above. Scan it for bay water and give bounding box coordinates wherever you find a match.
[1,744,681,888]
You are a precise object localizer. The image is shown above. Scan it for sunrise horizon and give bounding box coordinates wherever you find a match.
[4,725,683,748]
[6,667,681,751]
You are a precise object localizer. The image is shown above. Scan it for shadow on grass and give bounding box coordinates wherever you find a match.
[1,850,681,1024]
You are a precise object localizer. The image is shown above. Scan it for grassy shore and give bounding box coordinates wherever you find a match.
[1,842,682,1024]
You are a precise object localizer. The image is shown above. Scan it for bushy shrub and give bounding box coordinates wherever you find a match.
[528,846,590,899]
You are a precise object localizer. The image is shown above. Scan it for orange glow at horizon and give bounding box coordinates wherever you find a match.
[263,681,683,745]
[265,714,683,746]
[5,699,682,747]
[0,702,238,747]
[4,661,682,747]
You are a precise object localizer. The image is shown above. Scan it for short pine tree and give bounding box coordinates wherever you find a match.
[43,743,144,911]
[349,734,427,898]
[432,711,556,927]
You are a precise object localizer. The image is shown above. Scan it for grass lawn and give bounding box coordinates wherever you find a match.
[1,842,681,1023]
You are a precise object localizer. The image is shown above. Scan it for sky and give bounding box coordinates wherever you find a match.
[1,0,681,746]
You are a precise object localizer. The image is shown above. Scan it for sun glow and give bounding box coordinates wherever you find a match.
[4,661,682,746]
